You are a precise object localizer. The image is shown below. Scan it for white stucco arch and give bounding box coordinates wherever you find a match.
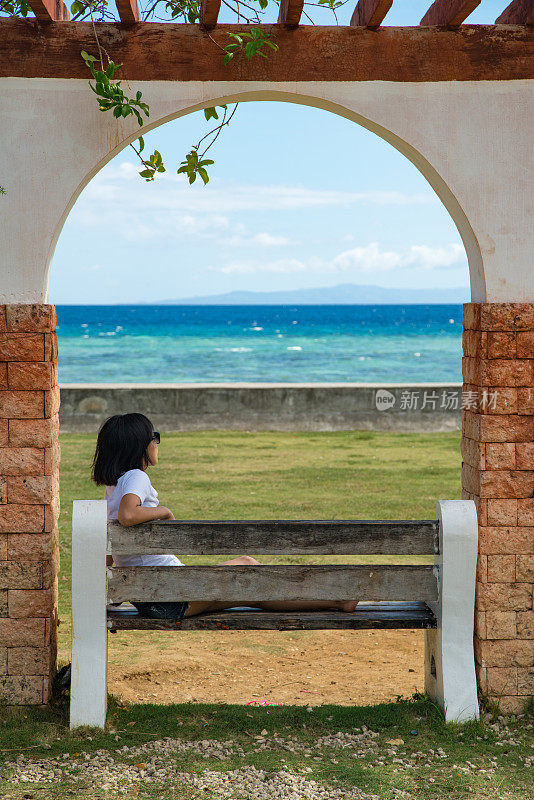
[1,78,532,302]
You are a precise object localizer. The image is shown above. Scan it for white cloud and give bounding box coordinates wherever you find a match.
[66,163,440,255]
[405,244,465,269]
[332,243,400,273]
[214,242,465,276]
[222,232,294,247]
[331,242,466,273]
[255,233,285,246]
[73,161,437,225]
[180,214,230,232]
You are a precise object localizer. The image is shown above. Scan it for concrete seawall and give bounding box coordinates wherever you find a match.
[59,383,463,433]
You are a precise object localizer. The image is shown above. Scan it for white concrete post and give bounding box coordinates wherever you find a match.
[70,499,109,729]
[424,499,479,723]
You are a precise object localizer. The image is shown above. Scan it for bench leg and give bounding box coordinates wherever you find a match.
[70,500,108,729]
[424,499,480,723]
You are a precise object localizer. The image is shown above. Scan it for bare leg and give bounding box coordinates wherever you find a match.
[184,600,240,617]
[183,555,358,618]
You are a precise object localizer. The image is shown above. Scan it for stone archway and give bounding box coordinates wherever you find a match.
[1,61,532,709]
[7,79,534,303]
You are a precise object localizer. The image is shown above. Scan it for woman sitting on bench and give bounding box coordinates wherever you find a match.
[92,412,359,621]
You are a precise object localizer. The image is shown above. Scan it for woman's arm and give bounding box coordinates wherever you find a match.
[117,493,175,527]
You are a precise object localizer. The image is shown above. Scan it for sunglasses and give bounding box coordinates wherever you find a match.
[152,431,161,444]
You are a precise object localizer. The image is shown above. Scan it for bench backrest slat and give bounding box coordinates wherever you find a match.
[107,519,439,555]
[107,564,438,604]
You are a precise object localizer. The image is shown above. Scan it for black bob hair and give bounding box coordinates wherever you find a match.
[92,413,155,486]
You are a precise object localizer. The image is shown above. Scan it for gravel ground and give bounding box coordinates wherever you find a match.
[2,730,382,797]
[2,717,532,799]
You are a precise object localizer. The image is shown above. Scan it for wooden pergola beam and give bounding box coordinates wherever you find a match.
[496,0,534,24]
[350,0,392,28]
[278,0,305,27]
[420,0,480,27]
[27,0,70,22]
[200,0,222,29]
[0,23,532,82]
[116,0,140,25]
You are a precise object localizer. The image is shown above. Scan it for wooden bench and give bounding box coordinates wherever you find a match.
[70,499,479,729]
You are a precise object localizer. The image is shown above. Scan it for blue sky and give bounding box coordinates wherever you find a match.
[49,1,507,304]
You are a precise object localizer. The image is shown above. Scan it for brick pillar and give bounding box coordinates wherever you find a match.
[462,302,533,714]
[0,305,60,705]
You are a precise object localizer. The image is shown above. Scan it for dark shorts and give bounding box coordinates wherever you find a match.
[132,601,189,620]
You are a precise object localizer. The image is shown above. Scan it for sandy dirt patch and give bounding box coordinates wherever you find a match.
[107,629,424,706]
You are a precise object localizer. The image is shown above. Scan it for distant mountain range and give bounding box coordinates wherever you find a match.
[156,283,470,305]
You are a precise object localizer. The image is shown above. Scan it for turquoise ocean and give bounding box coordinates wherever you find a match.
[56,304,463,384]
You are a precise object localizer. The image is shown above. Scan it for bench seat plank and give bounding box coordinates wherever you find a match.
[108,602,437,631]
[108,564,438,604]
[108,519,439,556]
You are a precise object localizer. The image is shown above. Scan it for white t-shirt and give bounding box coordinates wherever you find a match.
[105,468,184,568]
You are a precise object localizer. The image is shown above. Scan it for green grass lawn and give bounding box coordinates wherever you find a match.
[1,430,532,800]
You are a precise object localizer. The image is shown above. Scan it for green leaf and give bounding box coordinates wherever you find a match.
[198,167,209,185]
[139,169,154,178]
[138,135,145,152]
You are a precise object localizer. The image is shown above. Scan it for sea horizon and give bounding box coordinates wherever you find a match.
[56,303,463,385]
